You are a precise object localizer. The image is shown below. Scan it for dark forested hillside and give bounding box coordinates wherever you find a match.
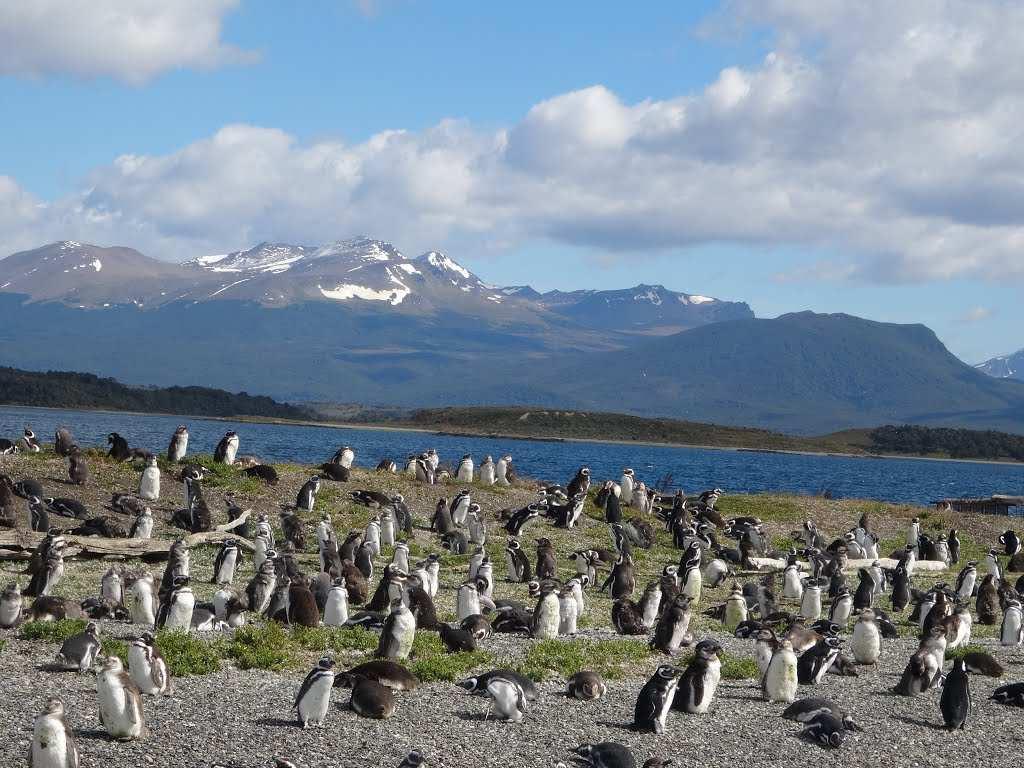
[868,424,1024,461]
[0,367,311,420]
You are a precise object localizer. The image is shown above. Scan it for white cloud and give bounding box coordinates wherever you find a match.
[0,0,252,83]
[960,306,994,324]
[2,0,1024,284]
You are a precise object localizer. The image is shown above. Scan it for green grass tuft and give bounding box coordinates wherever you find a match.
[101,638,130,665]
[947,643,987,661]
[155,630,225,676]
[291,625,378,655]
[20,620,87,643]
[406,632,493,682]
[226,622,301,671]
[516,638,651,682]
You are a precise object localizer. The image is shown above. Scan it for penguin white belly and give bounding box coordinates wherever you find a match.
[130,585,156,626]
[457,462,473,483]
[642,594,662,628]
[534,596,560,640]
[340,449,354,469]
[657,679,679,730]
[216,551,238,585]
[139,469,160,501]
[224,442,238,465]
[128,648,157,695]
[783,569,803,600]
[32,718,68,768]
[480,465,495,485]
[694,661,721,713]
[620,478,634,505]
[98,676,139,738]
[950,617,971,649]
[763,651,798,702]
[669,615,692,653]
[0,601,20,627]
[1002,609,1023,646]
[681,570,702,603]
[800,590,821,620]
[831,601,852,627]
[558,597,578,635]
[457,591,480,621]
[852,624,881,664]
[298,676,334,726]
[380,518,395,547]
[724,599,747,630]
[957,575,976,600]
[754,642,774,675]
[165,595,195,632]
[323,590,349,626]
[394,611,416,659]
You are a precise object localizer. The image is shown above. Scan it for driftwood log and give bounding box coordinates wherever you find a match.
[0,511,255,562]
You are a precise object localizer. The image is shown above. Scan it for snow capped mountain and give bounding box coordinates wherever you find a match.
[189,243,317,274]
[976,349,1024,381]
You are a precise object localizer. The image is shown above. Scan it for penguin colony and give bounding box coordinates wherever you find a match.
[1,427,1024,768]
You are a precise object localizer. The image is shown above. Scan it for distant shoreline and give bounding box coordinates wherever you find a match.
[3,402,1024,469]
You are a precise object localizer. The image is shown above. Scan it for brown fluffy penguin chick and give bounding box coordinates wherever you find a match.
[288,575,320,628]
[338,660,419,691]
[566,671,607,700]
[68,449,89,486]
[347,675,396,719]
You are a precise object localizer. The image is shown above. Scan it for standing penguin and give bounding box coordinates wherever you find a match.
[800,580,823,621]
[167,426,189,462]
[531,583,561,640]
[495,454,513,486]
[783,560,804,600]
[566,467,591,499]
[157,575,195,632]
[505,538,532,583]
[852,569,874,611]
[906,517,920,548]
[762,638,798,703]
[67,448,89,486]
[852,609,881,664]
[107,433,131,461]
[797,636,842,685]
[294,657,335,728]
[212,539,241,585]
[672,639,723,714]
[891,565,911,612]
[376,597,416,661]
[96,656,147,740]
[296,476,320,513]
[138,456,160,501]
[956,561,978,600]
[54,428,76,457]
[22,427,41,453]
[31,698,79,768]
[1000,599,1023,646]
[55,621,101,672]
[323,578,350,627]
[940,658,971,730]
[0,582,23,628]
[723,583,748,631]
[948,528,961,564]
[479,455,495,485]
[128,573,157,626]
[620,468,635,506]
[456,454,474,483]
[652,594,693,655]
[679,542,703,603]
[128,631,173,696]
[214,431,240,465]
[634,665,681,733]
[333,446,356,469]
[977,574,1001,624]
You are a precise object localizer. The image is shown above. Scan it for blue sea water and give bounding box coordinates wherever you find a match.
[1,405,1022,508]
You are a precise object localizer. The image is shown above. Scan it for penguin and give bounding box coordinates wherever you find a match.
[535,537,557,580]
[722,582,747,631]
[398,752,425,768]
[650,593,693,655]
[495,454,513,486]
[127,504,154,540]
[158,575,195,631]
[28,545,64,596]
[612,598,647,636]
[479,455,495,485]
[503,503,542,536]
[634,665,681,733]
[800,580,823,621]
[320,462,350,482]
[380,509,397,547]
[450,490,472,527]
[894,628,945,695]
[107,432,131,461]
[985,548,1003,581]
[573,743,634,768]
[346,674,397,719]
[22,427,41,453]
[1000,529,1021,558]
[342,660,419,691]
[1000,599,1023,646]
[214,431,239,465]
[977,574,1001,624]
[129,573,157,626]
[948,528,961,564]
[439,622,477,653]
[0,582,23,628]
[703,559,730,590]
[212,539,241,585]
[289,574,321,628]
[414,457,434,484]
[992,682,1024,708]
[762,638,798,703]
[672,639,723,714]
[679,542,702,603]
[128,631,173,696]
[942,605,973,650]
[31,698,79,768]
[940,658,971,730]
[906,517,920,548]
[962,650,1004,677]
[467,505,487,546]
[620,468,635,506]
[567,671,607,701]
[801,711,846,749]
[55,621,101,672]
[891,565,910,612]
[167,426,189,462]
[851,609,881,664]
[280,510,307,551]
[783,561,805,600]
[955,561,978,600]
[531,583,561,640]
[602,554,635,600]
[456,454,474,483]
[96,656,147,740]
[797,636,842,685]
[830,586,854,628]
[376,597,416,660]
[67,449,89,486]
[637,580,662,629]
[852,568,874,611]
[295,476,320,513]
[294,657,336,727]
[54,428,76,457]
[101,566,124,607]
[333,446,355,469]
[460,675,527,722]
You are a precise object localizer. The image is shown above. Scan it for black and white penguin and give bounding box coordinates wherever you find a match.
[55,621,101,672]
[22,427,41,453]
[801,711,846,748]
[214,431,240,465]
[851,609,881,664]
[450,490,472,527]
[296,476,320,512]
[678,542,702,603]
[96,656,147,740]
[566,467,591,499]
[375,459,397,473]
[167,426,189,462]
[940,658,971,730]
[157,575,195,631]
[572,742,635,768]
[797,636,842,685]
[107,432,131,461]
[948,528,961,564]
[652,594,693,655]
[852,568,874,611]
[0,438,18,455]
[890,565,910,612]
[505,538,532,583]
[462,674,528,722]
[294,657,336,727]
[129,504,154,540]
[31,698,79,768]
[456,454,474,483]
[567,671,607,701]
[332,445,356,469]
[531,582,561,640]
[0,582,23,628]
[320,462,350,482]
[673,639,723,714]
[376,597,416,660]
[1000,599,1023,646]
[602,553,635,600]
[503,503,542,536]
[762,638,798,703]
[634,664,681,733]
[212,539,241,585]
[138,456,160,501]
[992,682,1024,708]
[128,631,173,696]
[478,455,495,485]
[955,561,978,601]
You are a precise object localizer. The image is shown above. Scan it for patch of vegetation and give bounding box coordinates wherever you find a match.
[406,632,493,682]
[226,622,301,671]
[673,649,759,680]
[292,626,378,655]
[180,454,266,494]
[516,638,651,682]
[947,643,987,661]
[156,630,225,676]
[717,494,803,523]
[101,637,130,665]
[20,619,87,643]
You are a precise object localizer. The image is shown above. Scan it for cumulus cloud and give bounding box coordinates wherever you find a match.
[2,0,1024,283]
[0,1,252,83]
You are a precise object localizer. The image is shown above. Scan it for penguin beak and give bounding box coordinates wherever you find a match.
[455,679,475,691]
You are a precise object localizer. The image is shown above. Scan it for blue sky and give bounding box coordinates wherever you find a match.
[1,1,1022,364]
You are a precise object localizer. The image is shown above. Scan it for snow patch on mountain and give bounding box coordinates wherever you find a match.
[634,288,663,305]
[688,295,714,304]
[424,251,470,279]
[318,267,411,306]
[314,237,403,263]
